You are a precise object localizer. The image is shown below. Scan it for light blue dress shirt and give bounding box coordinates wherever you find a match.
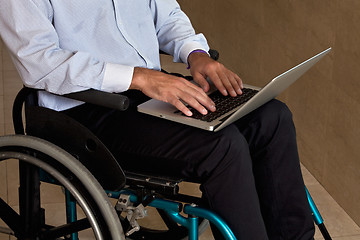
[0,0,209,111]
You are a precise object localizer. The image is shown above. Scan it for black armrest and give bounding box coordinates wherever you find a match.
[63,89,129,111]
[209,49,219,61]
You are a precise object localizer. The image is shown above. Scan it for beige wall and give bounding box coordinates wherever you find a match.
[0,0,359,229]
[178,0,360,226]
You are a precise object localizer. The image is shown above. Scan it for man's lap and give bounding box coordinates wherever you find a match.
[63,94,289,178]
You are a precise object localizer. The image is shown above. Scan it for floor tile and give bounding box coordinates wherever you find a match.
[0,233,9,240]
[6,160,18,207]
[0,227,12,240]
[40,183,66,204]
[0,95,5,136]
[0,213,13,239]
[0,219,11,240]
[332,235,360,240]
[41,202,96,239]
[200,227,214,240]
[302,163,321,186]
[0,162,7,202]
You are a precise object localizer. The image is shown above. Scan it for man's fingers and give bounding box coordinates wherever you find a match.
[179,84,216,114]
[208,72,228,96]
[170,93,209,116]
[188,56,244,97]
[227,71,243,95]
[172,99,193,116]
[208,67,243,97]
[192,72,210,92]
[235,74,244,89]
[217,71,239,97]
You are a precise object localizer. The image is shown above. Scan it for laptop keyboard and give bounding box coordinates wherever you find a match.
[176,88,258,122]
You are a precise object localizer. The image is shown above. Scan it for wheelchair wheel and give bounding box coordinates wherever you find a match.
[0,135,124,240]
[122,208,209,240]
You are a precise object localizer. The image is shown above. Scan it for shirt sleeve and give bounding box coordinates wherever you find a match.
[102,63,134,93]
[0,0,128,95]
[150,0,210,65]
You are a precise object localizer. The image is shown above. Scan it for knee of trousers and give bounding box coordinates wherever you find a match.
[252,99,295,137]
[261,99,293,122]
[199,126,253,178]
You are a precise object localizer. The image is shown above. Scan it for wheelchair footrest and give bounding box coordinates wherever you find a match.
[125,171,184,196]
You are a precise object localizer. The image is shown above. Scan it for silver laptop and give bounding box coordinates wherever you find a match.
[138,48,331,132]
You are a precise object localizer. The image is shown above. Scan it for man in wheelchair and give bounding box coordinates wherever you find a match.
[0,0,316,239]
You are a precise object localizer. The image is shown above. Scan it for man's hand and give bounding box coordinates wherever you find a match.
[130,67,216,116]
[188,51,243,97]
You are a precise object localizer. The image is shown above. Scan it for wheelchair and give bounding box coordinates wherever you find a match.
[0,51,332,240]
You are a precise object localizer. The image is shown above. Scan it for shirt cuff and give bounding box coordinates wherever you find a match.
[102,63,134,93]
[179,42,210,65]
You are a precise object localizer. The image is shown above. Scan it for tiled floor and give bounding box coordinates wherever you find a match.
[300,165,360,240]
[0,164,359,240]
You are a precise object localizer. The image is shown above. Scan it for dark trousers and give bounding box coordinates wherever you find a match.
[64,93,315,240]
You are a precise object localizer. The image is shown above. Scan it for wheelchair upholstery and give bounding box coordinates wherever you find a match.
[23,89,126,191]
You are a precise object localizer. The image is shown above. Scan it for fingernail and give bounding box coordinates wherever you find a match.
[186,110,192,116]
[202,108,208,115]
